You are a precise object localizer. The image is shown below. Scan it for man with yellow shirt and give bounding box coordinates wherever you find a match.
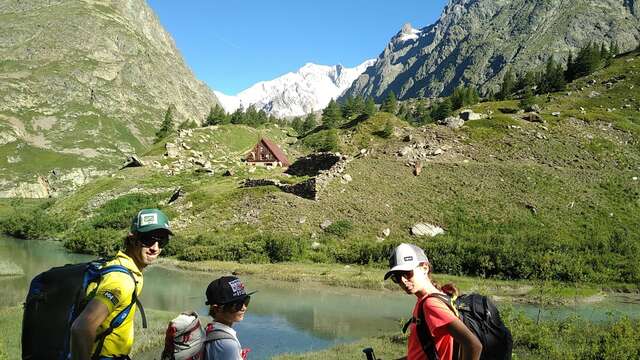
[71,208,173,360]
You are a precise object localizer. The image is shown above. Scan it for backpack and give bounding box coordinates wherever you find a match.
[22,259,147,360]
[412,293,512,360]
[161,312,206,360]
[161,313,239,360]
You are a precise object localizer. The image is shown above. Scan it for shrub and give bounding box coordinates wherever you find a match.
[64,226,122,257]
[262,233,304,262]
[324,220,353,238]
[0,206,66,240]
[91,194,166,230]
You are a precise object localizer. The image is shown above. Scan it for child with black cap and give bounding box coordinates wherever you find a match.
[203,276,255,360]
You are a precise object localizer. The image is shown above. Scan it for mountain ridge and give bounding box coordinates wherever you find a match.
[343,0,640,101]
[0,0,219,196]
[215,60,375,118]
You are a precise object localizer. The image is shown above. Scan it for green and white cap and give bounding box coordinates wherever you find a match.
[131,208,173,235]
[384,243,429,280]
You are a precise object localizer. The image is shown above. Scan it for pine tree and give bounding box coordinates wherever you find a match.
[291,117,303,133]
[540,57,566,93]
[154,104,175,143]
[230,107,244,124]
[352,96,365,116]
[364,97,377,118]
[565,53,576,82]
[431,99,452,121]
[414,100,431,125]
[205,104,228,126]
[341,96,356,119]
[381,91,398,114]
[450,86,480,110]
[498,69,516,100]
[397,103,409,121]
[302,113,317,134]
[322,99,342,128]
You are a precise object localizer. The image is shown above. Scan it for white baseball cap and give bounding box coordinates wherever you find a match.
[384,243,429,280]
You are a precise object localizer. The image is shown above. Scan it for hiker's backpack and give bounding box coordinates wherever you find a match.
[22,259,147,360]
[161,313,247,360]
[413,293,513,360]
[161,312,206,360]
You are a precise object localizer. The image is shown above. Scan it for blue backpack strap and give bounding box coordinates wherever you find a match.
[90,264,146,360]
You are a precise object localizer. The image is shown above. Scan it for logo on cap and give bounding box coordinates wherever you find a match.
[229,279,246,297]
[140,213,158,226]
[404,256,414,261]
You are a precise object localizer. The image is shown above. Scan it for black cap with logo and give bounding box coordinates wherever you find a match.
[205,276,257,305]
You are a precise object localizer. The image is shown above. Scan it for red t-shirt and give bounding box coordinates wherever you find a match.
[407,295,458,360]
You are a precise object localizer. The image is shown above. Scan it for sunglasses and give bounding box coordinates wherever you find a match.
[138,233,170,248]
[223,295,251,312]
[390,270,414,284]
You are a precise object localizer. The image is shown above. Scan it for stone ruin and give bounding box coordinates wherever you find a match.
[242,152,348,200]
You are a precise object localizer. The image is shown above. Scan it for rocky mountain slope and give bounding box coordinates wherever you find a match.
[0,0,218,196]
[215,60,375,118]
[343,0,640,101]
[28,50,639,284]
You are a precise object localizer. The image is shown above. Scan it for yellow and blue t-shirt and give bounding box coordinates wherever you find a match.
[85,251,143,358]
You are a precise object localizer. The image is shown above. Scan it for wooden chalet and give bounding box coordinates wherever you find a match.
[245,137,291,167]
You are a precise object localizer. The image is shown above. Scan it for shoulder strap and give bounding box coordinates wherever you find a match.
[416,296,440,360]
[90,264,147,360]
[205,328,237,342]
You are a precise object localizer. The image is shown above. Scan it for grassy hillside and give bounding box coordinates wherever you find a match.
[2,51,639,286]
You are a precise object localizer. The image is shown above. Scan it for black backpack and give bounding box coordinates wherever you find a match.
[22,259,147,360]
[410,293,512,360]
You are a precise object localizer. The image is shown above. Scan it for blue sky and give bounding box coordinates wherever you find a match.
[147,1,447,95]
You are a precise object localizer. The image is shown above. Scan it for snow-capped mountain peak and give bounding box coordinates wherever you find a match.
[215,59,375,118]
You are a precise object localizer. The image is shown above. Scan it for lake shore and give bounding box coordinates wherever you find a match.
[155,257,636,306]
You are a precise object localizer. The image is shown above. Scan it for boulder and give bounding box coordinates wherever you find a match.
[521,112,544,123]
[382,228,391,237]
[320,220,333,230]
[165,143,179,158]
[411,223,445,237]
[459,109,483,121]
[440,116,464,129]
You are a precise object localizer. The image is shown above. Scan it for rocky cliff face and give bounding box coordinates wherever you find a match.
[0,0,219,196]
[215,60,375,118]
[343,0,640,101]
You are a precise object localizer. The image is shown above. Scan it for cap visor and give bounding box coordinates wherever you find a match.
[384,263,417,280]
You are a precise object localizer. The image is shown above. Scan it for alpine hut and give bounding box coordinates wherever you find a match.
[245,137,290,167]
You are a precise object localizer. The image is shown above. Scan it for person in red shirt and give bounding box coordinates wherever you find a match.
[384,243,482,360]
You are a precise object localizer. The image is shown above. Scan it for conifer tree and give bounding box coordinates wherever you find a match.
[381,91,398,114]
[302,113,317,134]
[564,53,576,82]
[352,96,365,116]
[498,69,516,100]
[431,99,452,121]
[341,96,356,119]
[322,99,342,128]
[450,86,480,110]
[540,57,566,93]
[230,107,244,124]
[205,104,228,126]
[154,104,175,143]
[414,100,431,125]
[291,117,303,133]
[364,97,377,118]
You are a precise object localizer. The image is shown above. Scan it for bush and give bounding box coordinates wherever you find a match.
[0,206,66,240]
[262,233,304,262]
[324,220,353,238]
[64,226,123,257]
[91,194,166,230]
